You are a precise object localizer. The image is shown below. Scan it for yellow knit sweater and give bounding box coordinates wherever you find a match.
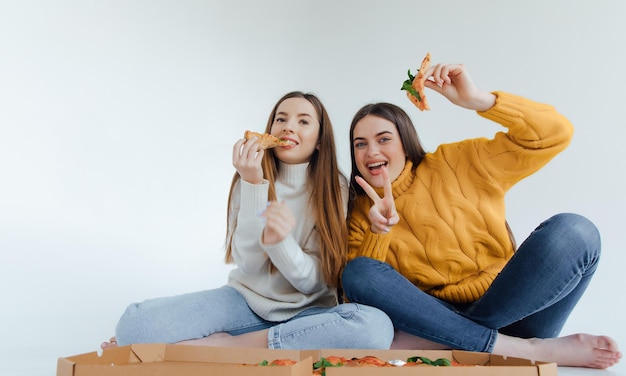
[347,91,574,303]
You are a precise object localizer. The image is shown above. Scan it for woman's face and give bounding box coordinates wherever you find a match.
[352,114,406,188]
[270,97,320,164]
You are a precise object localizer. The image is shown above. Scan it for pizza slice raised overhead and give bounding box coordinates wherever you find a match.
[401,52,431,111]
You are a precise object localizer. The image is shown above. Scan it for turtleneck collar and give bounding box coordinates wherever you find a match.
[277,162,309,188]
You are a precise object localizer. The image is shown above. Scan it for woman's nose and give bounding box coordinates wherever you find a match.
[281,121,295,133]
[367,144,380,156]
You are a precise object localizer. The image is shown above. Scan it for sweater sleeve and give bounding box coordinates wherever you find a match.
[230,179,271,275]
[475,91,574,191]
[263,176,350,293]
[347,196,392,262]
[265,173,350,293]
[263,234,325,294]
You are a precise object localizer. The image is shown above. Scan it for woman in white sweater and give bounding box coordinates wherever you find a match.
[103,91,393,349]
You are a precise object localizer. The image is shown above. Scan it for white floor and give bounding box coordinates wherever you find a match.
[559,365,624,376]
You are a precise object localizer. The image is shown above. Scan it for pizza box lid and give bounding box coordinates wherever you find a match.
[57,344,310,376]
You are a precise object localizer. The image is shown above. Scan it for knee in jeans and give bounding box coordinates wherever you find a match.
[118,302,141,323]
[342,257,363,281]
[351,304,394,349]
[549,213,601,259]
[341,257,375,294]
[115,303,147,343]
[568,213,600,250]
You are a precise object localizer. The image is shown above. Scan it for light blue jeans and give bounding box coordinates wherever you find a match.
[115,285,394,349]
[341,213,601,353]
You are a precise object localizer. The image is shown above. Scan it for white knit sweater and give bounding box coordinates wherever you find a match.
[227,162,343,321]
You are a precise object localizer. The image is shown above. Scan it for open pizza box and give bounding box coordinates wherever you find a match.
[300,349,558,376]
[57,345,557,376]
[56,344,311,376]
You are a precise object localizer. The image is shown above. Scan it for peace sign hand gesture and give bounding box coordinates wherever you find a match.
[355,168,399,234]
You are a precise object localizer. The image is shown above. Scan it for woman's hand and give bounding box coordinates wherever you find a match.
[232,137,264,185]
[261,201,296,245]
[356,168,399,234]
[423,63,496,112]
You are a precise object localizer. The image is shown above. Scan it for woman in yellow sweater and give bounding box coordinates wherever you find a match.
[341,61,621,369]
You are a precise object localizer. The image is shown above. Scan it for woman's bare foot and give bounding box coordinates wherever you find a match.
[101,337,119,350]
[494,333,621,369]
[391,330,449,350]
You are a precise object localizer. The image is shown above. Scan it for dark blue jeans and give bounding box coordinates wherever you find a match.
[341,213,601,352]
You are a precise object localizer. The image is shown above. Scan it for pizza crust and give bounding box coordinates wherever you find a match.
[411,52,431,111]
[244,130,289,149]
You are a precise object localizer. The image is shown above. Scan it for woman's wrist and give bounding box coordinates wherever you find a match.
[473,91,497,112]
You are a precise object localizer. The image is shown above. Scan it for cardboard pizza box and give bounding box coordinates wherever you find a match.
[58,345,557,376]
[57,344,310,376]
[301,349,558,376]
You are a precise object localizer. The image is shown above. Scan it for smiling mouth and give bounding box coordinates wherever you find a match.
[367,161,388,171]
[280,139,297,146]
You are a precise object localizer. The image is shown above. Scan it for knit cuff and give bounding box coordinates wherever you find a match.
[239,179,269,217]
[358,230,392,261]
[477,91,527,126]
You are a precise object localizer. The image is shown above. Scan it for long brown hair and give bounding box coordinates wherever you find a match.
[224,91,347,286]
[347,102,516,249]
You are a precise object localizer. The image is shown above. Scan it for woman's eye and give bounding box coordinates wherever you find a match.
[379,137,391,144]
[354,141,366,148]
[275,117,286,123]
[299,120,309,126]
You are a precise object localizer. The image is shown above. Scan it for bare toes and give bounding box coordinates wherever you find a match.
[101,336,118,349]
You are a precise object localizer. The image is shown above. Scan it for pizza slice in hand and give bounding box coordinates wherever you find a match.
[401,52,431,111]
[244,130,292,149]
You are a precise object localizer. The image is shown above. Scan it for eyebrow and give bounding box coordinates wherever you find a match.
[353,130,394,141]
[276,111,314,119]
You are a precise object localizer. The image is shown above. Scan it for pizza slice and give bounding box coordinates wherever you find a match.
[346,355,392,367]
[244,130,292,149]
[268,359,298,366]
[401,52,431,111]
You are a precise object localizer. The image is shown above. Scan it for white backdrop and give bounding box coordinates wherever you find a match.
[1,1,624,375]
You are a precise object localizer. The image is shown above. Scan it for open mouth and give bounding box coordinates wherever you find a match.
[280,139,297,146]
[367,161,388,171]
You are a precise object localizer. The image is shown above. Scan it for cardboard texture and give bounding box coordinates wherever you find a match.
[57,344,311,376]
[58,345,558,376]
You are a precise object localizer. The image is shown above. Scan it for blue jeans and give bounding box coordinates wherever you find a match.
[341,213,600,352]
[115,285,394,349]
